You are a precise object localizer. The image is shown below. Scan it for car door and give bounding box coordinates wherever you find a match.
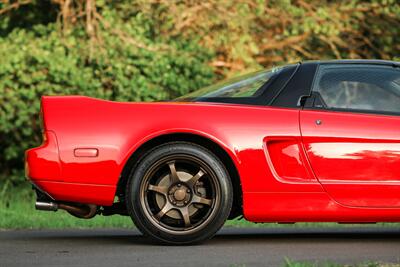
[300,63,400,208]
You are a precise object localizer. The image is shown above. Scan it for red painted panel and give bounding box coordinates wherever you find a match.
[305,142,400,182]
[35,180,116,206]
[244,192,400,222]
[265,137,315,183]
[300,109,400,208]
[25,130,61,181]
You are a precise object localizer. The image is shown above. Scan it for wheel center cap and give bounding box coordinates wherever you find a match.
[173,189,186,201]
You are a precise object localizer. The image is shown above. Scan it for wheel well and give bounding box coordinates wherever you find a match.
[117,133,243,219]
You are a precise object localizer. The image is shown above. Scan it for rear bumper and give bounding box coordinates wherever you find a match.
[25,130,61,182]
[25,130,116,206]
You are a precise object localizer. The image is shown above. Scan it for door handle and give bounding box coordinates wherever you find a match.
[315,119,322,125]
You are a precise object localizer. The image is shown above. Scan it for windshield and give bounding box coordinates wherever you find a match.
[176,67,283,101]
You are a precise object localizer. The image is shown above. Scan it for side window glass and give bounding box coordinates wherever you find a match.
[313,64,400,114]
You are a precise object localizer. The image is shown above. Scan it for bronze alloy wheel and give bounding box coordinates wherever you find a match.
[140,155,220,234]
[126,142,233,244]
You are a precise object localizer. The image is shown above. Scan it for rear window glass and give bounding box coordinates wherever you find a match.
[176,67,282,101]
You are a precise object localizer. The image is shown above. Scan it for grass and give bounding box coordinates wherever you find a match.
[0,182,136,229]
[230,260,400,267]
[283,258,400,267]
[0,183,133,229]
[1,183,400,229]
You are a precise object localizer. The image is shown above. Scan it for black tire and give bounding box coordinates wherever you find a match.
[126,142,233,245]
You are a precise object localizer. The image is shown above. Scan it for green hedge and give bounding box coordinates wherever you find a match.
[0,2,214,183]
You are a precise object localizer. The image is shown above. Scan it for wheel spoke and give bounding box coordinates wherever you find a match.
[168,161,181,184]
[148,184,168,196]
[192,194,212,206]
[179,207,191,227]
[186,169,205,188]
[155,202,174,220]
[142,155,219,233]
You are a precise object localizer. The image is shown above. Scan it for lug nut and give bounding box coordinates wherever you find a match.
[177,184,181,187]
[187,189,190,193]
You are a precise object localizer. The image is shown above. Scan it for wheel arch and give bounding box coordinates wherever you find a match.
[117,132,243,219]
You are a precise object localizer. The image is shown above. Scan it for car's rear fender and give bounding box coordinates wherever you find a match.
[117,130,243,218]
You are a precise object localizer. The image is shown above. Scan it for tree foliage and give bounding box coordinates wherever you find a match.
[0,0,399,183]
[146,0,400,73]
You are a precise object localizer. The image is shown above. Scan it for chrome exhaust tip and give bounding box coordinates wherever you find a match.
[35,201,97,219]
[35,201,58,211]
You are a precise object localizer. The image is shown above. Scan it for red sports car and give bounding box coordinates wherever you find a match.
[26,60,400,244]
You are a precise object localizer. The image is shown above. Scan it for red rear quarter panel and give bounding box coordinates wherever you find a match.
[41,96,301,187]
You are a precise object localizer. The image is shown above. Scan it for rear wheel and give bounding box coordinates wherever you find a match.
[126,142,233,245]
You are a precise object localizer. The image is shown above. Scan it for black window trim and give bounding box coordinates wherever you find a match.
[305,62,400,117]
[270,62,317,109]
[267,62,301,105]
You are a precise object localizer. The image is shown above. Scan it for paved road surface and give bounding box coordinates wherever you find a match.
[1,227,400,266]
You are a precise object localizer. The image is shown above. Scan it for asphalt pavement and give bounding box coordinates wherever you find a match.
[1,227,400,267]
